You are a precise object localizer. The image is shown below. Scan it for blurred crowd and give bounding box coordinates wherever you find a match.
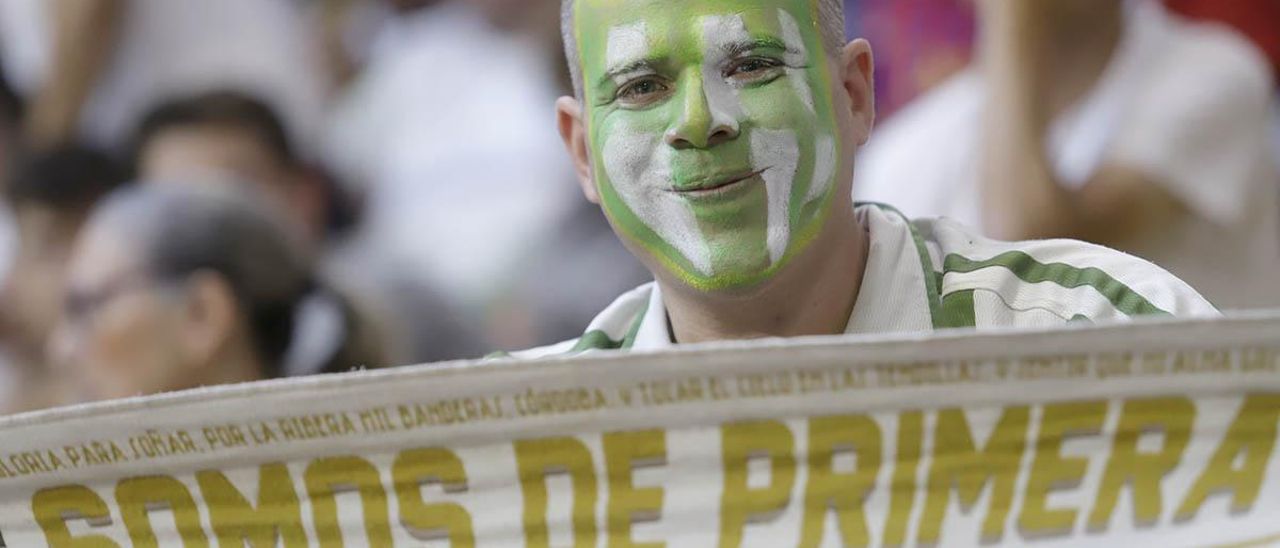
[0,0,1276,414]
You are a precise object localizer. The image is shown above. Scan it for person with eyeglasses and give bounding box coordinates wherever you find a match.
[47,183,385,403]
[0,146,128,413]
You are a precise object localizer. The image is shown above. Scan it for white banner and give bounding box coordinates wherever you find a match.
[1,314,1279,547]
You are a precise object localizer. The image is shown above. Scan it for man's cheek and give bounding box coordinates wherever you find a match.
[739,87,816,132]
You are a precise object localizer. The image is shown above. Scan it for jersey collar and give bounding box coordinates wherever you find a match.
[631,204,940,349]
[844,204,940,334]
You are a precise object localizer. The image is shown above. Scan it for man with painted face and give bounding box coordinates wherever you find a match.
[516,0,1216,356]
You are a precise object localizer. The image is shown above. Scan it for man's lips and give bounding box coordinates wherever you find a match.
[669,168,768,196]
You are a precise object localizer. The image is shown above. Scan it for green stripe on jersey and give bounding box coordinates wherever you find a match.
[939,289,977,328]
[863,203,945,328]
[570,330,624,352]
[621,298,650,349]
[569,300,651,353]
[942,251,1171,317]
[907,220,944,329]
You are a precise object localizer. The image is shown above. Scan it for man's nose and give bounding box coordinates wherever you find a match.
[665,73,740,149]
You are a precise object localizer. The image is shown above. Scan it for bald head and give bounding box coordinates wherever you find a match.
[561,0,846,98]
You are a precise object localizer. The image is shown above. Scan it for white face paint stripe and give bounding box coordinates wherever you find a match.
[777,9,816,114]
[806,134,836,205]
[697,15,749,136]
[599,15,822,279]
[752,129,800,264]
[606,23,650,77]
[603,121,715,276]
[603,23,715,276]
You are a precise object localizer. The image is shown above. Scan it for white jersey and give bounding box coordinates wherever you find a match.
[855,0,1280,310]
[511,204,1217,357]
[0,0,325,153]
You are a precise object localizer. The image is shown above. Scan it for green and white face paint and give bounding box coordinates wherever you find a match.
[576,0,841,290]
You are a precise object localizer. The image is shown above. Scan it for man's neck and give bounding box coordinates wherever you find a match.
[660,203,869,344]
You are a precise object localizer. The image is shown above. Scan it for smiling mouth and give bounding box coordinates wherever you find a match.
[670,168,768,197]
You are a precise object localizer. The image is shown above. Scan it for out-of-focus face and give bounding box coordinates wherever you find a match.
[47,224,188,402]
[0,206,82,358]
[140,126,291,198]
[573,0,844,291]
[138,126,322,239]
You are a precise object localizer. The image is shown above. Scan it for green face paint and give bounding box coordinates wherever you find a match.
[575,0,841,290]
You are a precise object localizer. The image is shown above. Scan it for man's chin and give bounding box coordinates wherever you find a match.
[654,256,789,296]
[656,231,828,296]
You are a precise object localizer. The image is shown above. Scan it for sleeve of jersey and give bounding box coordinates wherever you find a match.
[1004,239,1221,322]
[930,220,1220,323]
[500,339,582,360]
[1084,245,1222,319]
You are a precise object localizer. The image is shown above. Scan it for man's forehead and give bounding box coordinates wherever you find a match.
[576,0,810,12]
[574,0,816,44]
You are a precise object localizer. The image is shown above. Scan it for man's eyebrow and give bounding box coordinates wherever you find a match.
[598,59,658,87]
[593,37,798,88]
[720,36,797,58]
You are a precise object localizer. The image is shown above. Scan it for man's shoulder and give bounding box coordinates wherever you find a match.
[500,283,655,360]
[916,216,1219,324]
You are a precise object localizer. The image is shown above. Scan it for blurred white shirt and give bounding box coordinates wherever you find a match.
[0,199,12,285]
[856,0,1280,310]
[0,350,15,414]
[325,3,576,309]
[0,0,326,153]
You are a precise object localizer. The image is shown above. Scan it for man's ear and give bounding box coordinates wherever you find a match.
[556,96,600,204]
[179,271,238,370]
[839,39,876,146]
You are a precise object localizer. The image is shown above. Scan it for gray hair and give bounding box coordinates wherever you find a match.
[561,0,847,98]
[91,183,315,377]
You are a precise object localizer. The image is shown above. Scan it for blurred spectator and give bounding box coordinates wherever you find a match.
[497,200,650,349]
[1166,0,1280,80]
[0,59,19,163]
[0,60,21,414]
[324,0,596,348]
[315,0,450,89]
[131,90,482,365]
[0,146,128,412]
[1161,1,1280,193]
[132,90,335,242]
[0,0,325,155]
[315,0,389,92]
[843,1,1280,119]
[0,60,21,286]
[48,184,385,403]
[457,0,649,347]
[465,0,567,88]
[857,0,1280,310]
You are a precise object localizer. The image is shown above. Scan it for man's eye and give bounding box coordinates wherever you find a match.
[726,57,784,82]
[616,78,670,105]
